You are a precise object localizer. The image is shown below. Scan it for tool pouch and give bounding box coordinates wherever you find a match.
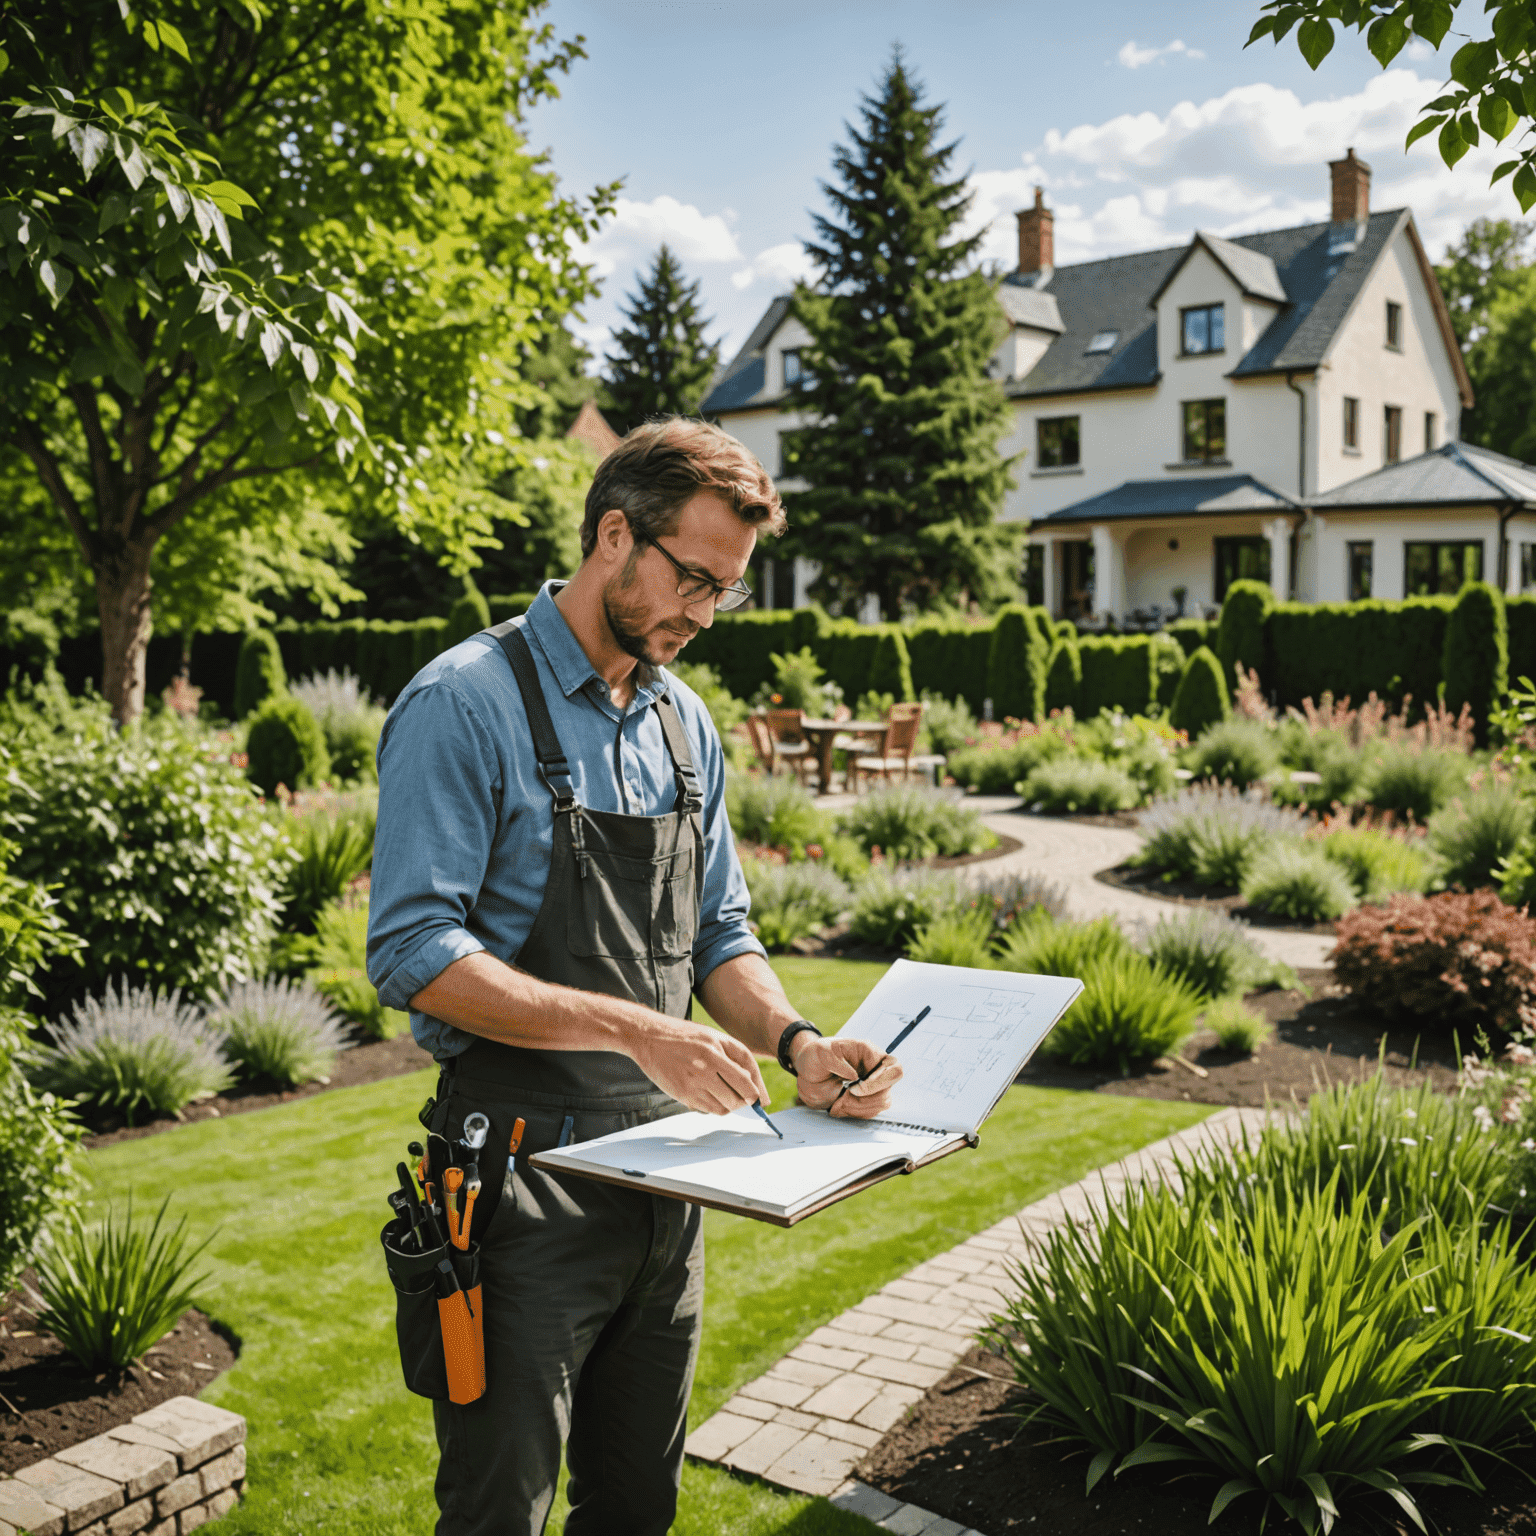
[380,1220,486,1405]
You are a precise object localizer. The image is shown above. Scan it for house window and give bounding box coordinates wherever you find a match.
[1522,543,1536,592]
[1404,540,1484,597]
[1062,540,1094,620]
[1424,411,1436,452]
[1180,304,1225,355]
[1214,537,1270,602]
[1343,396,1360,451]
[1348,541,1373,600]
[1023,545,1044,606]
[1037,416,1080,468]
[1182,399,1227,462]
[1384,405,1403,464]
[782,348,806,388]
[1085,330,1118,354]
[1385,301,1402,350]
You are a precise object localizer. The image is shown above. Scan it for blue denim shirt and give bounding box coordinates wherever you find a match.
[366,580,765,1060]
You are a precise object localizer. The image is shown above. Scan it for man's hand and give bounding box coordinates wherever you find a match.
[791,1035,902,1119]
[629,1017,771,1116]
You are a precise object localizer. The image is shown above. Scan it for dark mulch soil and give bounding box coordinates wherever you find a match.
[83,1028,436,1150]
[1096,860,1338,934]
[927,832,1024,869]
[1016,967,1459,1108]
[860,1345,1536,1536]
[0,1293,238,1473]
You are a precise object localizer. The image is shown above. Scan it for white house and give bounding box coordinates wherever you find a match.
[702,151,1536,620]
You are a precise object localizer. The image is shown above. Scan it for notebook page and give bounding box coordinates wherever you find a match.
[537,1105,954,1216]
[834,960,1084,1137]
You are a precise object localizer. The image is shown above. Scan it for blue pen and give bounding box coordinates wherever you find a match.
[751,1101,785,1140]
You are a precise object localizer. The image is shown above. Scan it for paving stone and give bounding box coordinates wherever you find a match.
[798,1372,883,1422]
[829,1481,902,1522]
[847,1331,918,1363]
[947,1280,1007,1305]
[71,1523,106,1536]
[824,1309,893,1339]
[155,1473,204,1518]
[130,1400,244,1471]
[145,1520,177,1536]
[0,1478,67,1536]
[880,1321,966,1353]
[854,1356,946,1389]
[721,1421,807,1476]
[790,1341,866,1372]
[178,1503,210,1532]
[816,1418,883,1449]
[103,1427,186,1463]
[813,1325,891,1357]
[198,1446,245,1496]
[771,1357,839,1390]
[106,1498,154,1536]
[879,1504,943,1534]
[772,1408,820,1431]
[737,1374,812,1409]
[855,1295,963,1330]
[205,1488,238,1520]
[922,1520,967,1536]
[881,1279,940,1303]
[57,1435,178,1501]
[14,1459,123,1529]
[0,1518,14,1536]
[913,1345,958,1369]
[854,1383,924,1433]
[684,1412,761,1462]
[762,1433,859,1498]
[722,1394,777,1421]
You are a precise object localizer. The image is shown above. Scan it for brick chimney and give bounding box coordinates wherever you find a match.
[1016,186,1054,274]
[1329,147,1371,224]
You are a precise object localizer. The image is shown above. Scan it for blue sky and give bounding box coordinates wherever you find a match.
[524,0,1524,364]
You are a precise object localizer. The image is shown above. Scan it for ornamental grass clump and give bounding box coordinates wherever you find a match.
[742,861,853,952]
[1321,824,1433,901]
[35,1194,215,1372]
[1134,784,1311,887]
[30,982,232,1125]
[209,978,352,1087]
[1138,907,1293,1000]
[1427,782,1533,891]
[279,809,375,933]
[907,906,997,968]
[1017,757,1138,815]
[1184,717,1280,790]
[1203,996,1271,1053]
[1038,953,1204,1074]
[1362,744,1468,822]
[725,772,825,852]
[1241,842,1358,922]
[1332,890,1536,1039]
[837,785,991,863]
[993,913,1133,978]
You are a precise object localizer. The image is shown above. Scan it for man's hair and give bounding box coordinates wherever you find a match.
[580,417,786,559]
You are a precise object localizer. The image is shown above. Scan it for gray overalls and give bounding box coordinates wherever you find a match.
[428,624,706,1536]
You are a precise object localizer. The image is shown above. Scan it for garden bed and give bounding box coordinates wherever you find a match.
[1095,860,1338,934]
[0,1299,237,1473]
[83,1028,434,1149]
[1015,968,1459,1108]
[858,1343,1536,1536]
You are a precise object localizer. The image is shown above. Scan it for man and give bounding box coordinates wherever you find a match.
[367,417,901,1536]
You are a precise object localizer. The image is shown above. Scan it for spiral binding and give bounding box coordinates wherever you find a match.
[876,1119,952,1137]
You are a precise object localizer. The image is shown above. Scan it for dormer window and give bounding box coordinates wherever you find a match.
[1085,330,1117,354]
[782,348,807,387]
[1180,304,1225,356]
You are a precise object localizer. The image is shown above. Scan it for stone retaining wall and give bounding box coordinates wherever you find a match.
[0,1397,245,1536]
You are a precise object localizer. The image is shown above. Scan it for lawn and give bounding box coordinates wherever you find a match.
[83,958,1210,1534]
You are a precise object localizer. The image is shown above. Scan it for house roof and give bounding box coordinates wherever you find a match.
[997,285,1064,332]
[1148,231,1287,306]
[1308,441,1536,509]
[564,398,621,458]
[1036,474,1298,526]
[702,295,791,413]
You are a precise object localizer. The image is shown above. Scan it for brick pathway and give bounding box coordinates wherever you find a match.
[684,1104,1272,1530]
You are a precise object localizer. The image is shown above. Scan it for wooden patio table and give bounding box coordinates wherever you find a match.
[797,718,889,796]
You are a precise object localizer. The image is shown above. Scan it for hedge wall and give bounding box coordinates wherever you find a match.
[1507,595,1536,684]
[1264,597,1455,714]
[907,620,994,712]
[1077,636,1158,717]
[1165,618,1213,658]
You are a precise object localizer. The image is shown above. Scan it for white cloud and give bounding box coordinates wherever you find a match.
[575,194,742,286]
[1117,39,1206,69]
[730,241,815,292]
[963,70,1522,274]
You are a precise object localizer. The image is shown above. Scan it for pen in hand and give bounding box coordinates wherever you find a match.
[834,1005,931,1103]
[751,1101,785,1140]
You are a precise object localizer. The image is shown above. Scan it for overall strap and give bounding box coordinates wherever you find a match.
[488,622,577,812]
[653,692,704,818]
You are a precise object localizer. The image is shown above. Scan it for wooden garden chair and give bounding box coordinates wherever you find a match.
[747,712,816,786]
[851,702,925,791]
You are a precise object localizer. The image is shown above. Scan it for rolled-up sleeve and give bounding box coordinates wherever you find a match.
[688,706,767,986]
[367,683,501,1011]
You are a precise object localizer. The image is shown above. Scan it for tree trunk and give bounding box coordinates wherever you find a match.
[96,535,157,727]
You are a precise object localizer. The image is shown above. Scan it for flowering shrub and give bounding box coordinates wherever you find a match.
[1332,890,1536,1038]
[1134,784,1311,886]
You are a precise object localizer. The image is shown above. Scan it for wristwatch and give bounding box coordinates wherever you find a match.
[777,1019,822,1076]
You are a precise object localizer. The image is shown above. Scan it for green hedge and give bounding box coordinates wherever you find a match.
[272,619,448,704]
[986,605,1048,722]
[484,592,538,621]
[1443,582,1507,745]
[1216,579,1273,682]
[1077,636,1158,717]
[1263,597,1454,715]
[907,620,993,713]
[682,610,814,700]
[1166,618,1213,657]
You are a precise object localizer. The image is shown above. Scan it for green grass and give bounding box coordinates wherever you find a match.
[83,958,1210,1534]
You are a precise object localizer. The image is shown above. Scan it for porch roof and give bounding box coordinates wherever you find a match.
[1308,441,1536,510]
[1034,473,1298,528]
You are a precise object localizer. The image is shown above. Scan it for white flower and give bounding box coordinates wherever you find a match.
[1473,1105,1495,1132]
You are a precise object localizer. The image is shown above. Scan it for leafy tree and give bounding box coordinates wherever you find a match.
[1248,1,1536,210]
[786,56,1021,620]
[1436,218,1536,459]
[603,245,719,432]
[1,1,612,724]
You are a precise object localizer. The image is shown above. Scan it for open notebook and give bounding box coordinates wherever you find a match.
[531,960,1083,1226]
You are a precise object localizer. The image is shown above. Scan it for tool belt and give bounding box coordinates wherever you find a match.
[381,1218,485,1405]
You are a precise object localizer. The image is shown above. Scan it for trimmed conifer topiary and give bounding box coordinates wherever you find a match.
[444,584,493,650]
[245,696,332,796]
[1442,580,1507,747]
[1170,645,1231,737]
[233,629,286,720]
[1044,638,1081,715]
[986,604,1048,722]
[867,628,915,701]
[1216,578,1273,687]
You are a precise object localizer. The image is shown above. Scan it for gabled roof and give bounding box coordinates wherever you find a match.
[564,398,621,458]
[1147,231,1287,306]
[1037,474,1298,526]
[701,295,791,413]
[997,285,1064,332]
[1309,441,1536,509]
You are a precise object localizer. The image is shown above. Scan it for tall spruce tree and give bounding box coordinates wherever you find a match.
[786,56,1021,619]
[604,246,719,431]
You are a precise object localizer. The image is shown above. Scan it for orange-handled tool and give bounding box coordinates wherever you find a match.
[443,1167,464,1247]
[507,1117,526,1172]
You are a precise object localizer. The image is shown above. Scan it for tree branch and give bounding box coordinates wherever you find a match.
[11,418,96,565]
[150,403,240,491]
[146,436,321,539]
[64,384,118,534]
[222,4,357,129]
[153,359,201,458]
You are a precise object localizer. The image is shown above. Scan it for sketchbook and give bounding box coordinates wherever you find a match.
[531,961,1083,1226]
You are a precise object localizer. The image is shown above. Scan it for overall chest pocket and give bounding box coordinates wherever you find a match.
[565,812,698,960]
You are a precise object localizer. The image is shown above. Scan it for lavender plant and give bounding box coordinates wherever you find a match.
[209,978,352,1087]
[1134,785,1312,887]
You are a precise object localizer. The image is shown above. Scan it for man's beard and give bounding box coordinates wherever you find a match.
[602,562,696,664]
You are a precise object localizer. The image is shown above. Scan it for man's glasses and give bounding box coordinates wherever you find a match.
[631,525,754,612]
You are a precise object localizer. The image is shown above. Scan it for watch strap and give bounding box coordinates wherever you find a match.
[777,1020,822,1076]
